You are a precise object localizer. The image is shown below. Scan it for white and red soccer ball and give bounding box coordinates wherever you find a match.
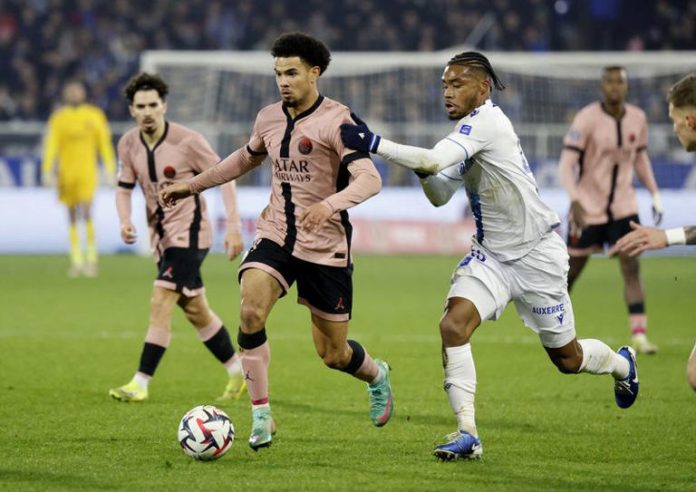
[178,405,235,460]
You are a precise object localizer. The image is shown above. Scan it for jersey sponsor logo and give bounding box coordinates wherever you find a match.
[459,124,472,135]
[298,137,313,155]
[163,166,176,179]
[273,158,311,182]
[469,109,480,117]
[531,303,564,315]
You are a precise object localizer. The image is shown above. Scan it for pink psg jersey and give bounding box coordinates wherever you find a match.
[117,122,224,258]
[190,95,382,267]
[562,102,649,225]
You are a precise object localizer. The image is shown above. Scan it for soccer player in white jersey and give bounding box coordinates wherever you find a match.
[341,51,640,460]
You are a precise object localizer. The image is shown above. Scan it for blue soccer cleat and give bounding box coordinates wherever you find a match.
[433,430,483,461]
[614,345,639,409]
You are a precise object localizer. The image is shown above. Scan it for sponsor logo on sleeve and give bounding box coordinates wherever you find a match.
[459,124,472,136]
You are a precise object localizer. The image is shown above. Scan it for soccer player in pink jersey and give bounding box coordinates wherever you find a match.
[108,73,246,403]
[615,73,696,391]
[559,66,663,354]
[160,33,394,450]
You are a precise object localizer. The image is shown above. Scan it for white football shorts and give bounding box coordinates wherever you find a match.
[447,232,576,348]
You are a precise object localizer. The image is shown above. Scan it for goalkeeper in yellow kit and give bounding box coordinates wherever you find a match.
[42,81,116,277]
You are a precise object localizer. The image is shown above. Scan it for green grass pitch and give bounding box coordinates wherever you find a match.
[1,254,694,491]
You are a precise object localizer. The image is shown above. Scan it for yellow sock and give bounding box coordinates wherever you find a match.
[86,220,97,264]
[69,224,84,266]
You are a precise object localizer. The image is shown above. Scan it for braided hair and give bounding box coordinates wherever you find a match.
[447,51,506,91]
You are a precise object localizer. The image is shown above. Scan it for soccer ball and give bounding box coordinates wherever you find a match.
[177,405,235,461]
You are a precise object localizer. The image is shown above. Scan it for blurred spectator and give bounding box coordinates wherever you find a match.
[0,0,694,121]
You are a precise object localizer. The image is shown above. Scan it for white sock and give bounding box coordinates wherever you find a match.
[369,363,385,385]
[578,339,629,380]
[225,353,243,376]
[444,344,478,437]
[133,372,151,389]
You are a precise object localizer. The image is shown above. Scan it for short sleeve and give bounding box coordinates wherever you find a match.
[246,113,267,156]
[188,132,221,173]
[116,137,136,185]
[563,112,588,151]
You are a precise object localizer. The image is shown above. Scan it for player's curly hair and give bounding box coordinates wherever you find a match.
[123,72,169,103]
[448,51,505,91]
[271,32,331,75]
[668,74,696,108]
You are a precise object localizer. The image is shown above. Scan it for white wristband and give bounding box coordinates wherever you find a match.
[665,227,686,245]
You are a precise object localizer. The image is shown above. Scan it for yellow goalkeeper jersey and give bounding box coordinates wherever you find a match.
[42,103,116,204]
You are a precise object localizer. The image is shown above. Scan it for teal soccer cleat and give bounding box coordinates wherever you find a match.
[368,359,394,427]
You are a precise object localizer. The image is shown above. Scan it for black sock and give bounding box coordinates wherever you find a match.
[237,327,267,350]
[339,339,366,374]
[628,302,645,314]
[204,325,236,363]
[138,342,166,376]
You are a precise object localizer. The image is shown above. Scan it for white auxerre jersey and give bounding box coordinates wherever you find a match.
[423,99,559,261]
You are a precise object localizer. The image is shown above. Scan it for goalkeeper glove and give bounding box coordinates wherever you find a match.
[651,191,663,226]
[340,114,381,153]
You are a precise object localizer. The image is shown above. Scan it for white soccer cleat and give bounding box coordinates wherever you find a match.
[631,334,658,355]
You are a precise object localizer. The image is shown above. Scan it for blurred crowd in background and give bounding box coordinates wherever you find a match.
[0,0,695,121]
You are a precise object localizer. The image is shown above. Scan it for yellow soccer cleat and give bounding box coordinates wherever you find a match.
[216,371,247,401]
[109,379,148,402]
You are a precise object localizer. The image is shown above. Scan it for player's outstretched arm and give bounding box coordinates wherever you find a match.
[613,221,695,256]
[417,169,462,207]
[340,119,466,175]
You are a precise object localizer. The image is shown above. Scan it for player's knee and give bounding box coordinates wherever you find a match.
[551,354,582,374]
[439,316,468,346]
[240,302,268,331]
[321,348,350,370]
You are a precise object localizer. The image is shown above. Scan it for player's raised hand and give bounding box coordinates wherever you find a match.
[120,223,137,244]
[299,202,333,234]
[224,231,244,260]
[340,113,381,153]
[568,200,586,238]
[614,221,667,257]
[159,183,192,208]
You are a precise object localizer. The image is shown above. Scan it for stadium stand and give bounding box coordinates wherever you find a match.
[0,0,695,121]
